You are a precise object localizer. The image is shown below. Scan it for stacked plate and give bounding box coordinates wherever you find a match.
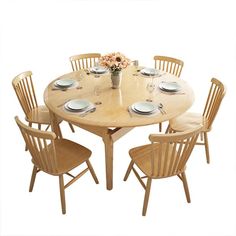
[64,99,92,112]
[159,81,181,92]
[54,79,75,88]
[140,68,159,76]
[131,101,159,115]
[90,66,108,74]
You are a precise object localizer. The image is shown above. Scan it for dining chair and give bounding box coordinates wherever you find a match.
[168,78,226,164]
[12,71,75,139]
[124,126,202,216]
[154,55,184,132]
[154,55,184,78]
[70,53,101,71]
[15,116,99,214]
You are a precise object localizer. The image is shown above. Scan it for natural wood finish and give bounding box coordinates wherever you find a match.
[15,116,99,214]
[124,126,202,215]
[70,53,101,71]
[169,78,226,163]
[44,66,194,190]
[12,71,50,124]
[12,71,74,136]
[154,55,184,78]
[154,56,184,132]
[44,66,194,128]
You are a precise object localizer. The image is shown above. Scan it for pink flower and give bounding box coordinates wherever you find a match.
[99,52,131,72]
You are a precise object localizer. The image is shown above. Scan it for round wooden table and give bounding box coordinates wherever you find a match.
[44,66,194,190]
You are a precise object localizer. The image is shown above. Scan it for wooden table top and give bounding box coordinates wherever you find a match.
[44,66,194,128]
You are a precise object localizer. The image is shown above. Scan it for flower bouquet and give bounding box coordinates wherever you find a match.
[99,52,131,88]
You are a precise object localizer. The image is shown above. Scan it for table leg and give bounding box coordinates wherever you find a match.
[49,110,62,138]
[103,131,114,190]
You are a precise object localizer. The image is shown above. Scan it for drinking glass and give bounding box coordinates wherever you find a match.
[94,61,100,78]
[146,79,156,102]
[94,85,102,105]
[132,60,139,76]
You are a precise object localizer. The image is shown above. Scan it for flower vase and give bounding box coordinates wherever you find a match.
[111,71,122,89]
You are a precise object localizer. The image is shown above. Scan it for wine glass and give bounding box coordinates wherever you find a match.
[146,80,156,102]
[94,61,100,78]
[94,85,102,105]
[132,60,139,76]
[77,71,83,86]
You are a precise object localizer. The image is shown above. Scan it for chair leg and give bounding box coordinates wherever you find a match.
[45,124,50,131]
[181,171,191,203]
[203,132,210,164]
[142,178,152,216]
[200,132,204,141]
[124,160,134,181]
[25,122,32,151]
[29,165,38,192]
[159,122,162,132]
[59,175,66,214]
[86,160,99,184]
[165,124,170,133]
[68,122,75,133]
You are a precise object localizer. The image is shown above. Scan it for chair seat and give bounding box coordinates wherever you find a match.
[169,112,208,132]
[129,143,184,178]
[26,105,51,124]
[33,139,92,175]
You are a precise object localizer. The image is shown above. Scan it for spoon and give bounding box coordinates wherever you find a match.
[158,103,166,114]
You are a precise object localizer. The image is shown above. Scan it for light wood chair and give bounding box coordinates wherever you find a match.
[70,53,101,71]
[15,116,99,214]
[154,55,184,78]
[12,71,75,137]
[124,126,202,216]
[154,55,184,132]
[168,78,226,164]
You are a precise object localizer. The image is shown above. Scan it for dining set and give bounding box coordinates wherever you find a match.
[12,53,226,216]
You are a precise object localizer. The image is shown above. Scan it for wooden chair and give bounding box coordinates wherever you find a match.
[15,116,99,214]
[168,78,226,164]
[154,55,184,78]
[124,126,202,216]
[70,53,101,71]
[12,71,75,137]
[154,56,184,132]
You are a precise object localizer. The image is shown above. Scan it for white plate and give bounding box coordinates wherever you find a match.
[132,102,158,114]
[140,68,159,76]
[159,81,181,92]
[54,79,75,88]
[90,66,108,74]
[65,99,90,111]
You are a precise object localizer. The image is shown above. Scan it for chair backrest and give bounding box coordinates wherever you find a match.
[70,53,101,71]
[12,71,38,119]
[203,78,226,130]
[148,126,202,178]
[15,116,58,174]
[154,55,184,77]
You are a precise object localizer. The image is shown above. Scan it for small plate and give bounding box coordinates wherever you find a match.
[65,99,90,111]
[54,79,75,88]
[140,68,159,76]
[159,81,181,92]
[131,102,158,114]
[90,66,108,74]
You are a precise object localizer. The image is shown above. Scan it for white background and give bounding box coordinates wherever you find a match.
[1,0,236,236]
